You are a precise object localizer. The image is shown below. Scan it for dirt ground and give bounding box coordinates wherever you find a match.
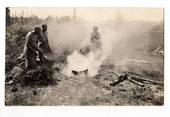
[5,54,164,106]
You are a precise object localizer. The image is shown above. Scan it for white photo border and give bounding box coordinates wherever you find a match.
[0,0,169,117]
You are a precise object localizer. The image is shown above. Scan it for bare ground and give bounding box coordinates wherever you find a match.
[5,54,164,106]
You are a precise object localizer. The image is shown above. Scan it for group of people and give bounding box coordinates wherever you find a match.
[18,24,52,71]
[19,25,101,71]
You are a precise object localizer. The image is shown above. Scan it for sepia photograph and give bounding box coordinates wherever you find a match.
[5,7,164,106]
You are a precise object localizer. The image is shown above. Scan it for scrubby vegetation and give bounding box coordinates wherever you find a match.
[5,14,164,106]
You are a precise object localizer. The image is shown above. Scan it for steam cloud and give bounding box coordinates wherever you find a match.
[47,18,162,76]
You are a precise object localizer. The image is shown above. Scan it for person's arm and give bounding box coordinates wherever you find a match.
[27,35,42,53]
[46,38,52,53]
[44,32,52,53]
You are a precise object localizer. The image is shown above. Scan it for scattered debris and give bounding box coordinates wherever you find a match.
[21,66,56,87]
[11,66,24,78]
[32,90,37,95]
[153,46,164,56]
[11,87,18,92]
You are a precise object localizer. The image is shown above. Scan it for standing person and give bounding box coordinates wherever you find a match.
[80,26,102,55]
[38,24,52,63]
[25,27,43,70]
[90,26,102,51]
[41,24,52,54]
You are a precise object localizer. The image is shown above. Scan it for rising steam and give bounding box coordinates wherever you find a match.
[47,18,162,77]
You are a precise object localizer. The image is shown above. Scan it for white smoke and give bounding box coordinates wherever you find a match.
[61,22,128,77]
[47,18,161,77]
[62,46,105,77]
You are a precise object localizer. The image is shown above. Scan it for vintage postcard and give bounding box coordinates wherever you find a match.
[5,7,164,106]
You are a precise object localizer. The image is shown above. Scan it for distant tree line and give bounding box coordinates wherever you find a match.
[6,7,73,26]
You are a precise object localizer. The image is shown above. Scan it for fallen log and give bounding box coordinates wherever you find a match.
[72,69,88,75]
[108,70,163,87]
[130,77,164,85]
[126,59,149,64]
[109,71,145,87]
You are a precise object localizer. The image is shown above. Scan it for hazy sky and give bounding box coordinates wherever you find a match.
[10,7,163,22]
